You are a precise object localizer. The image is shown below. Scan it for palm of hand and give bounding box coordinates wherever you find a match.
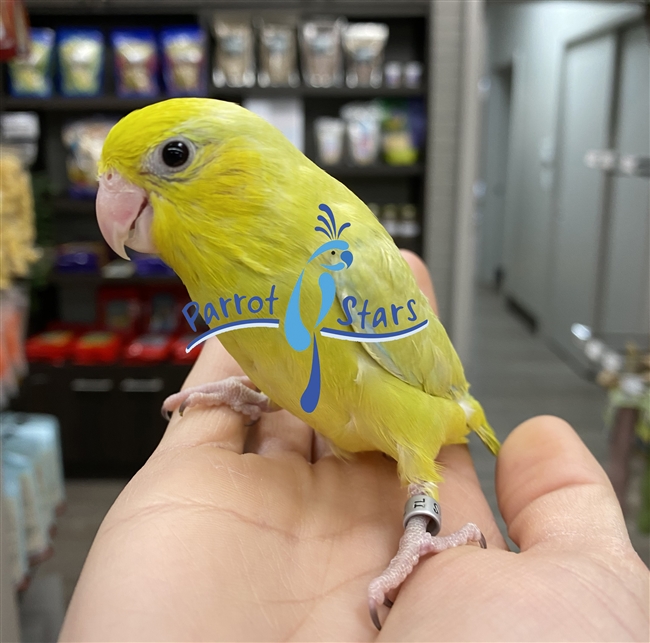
[61,339,647,642]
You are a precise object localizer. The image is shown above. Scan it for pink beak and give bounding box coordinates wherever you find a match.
[96,170,157,260]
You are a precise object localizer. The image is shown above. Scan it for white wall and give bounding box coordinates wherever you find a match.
[481,1,644,328]
[426,0,488,362]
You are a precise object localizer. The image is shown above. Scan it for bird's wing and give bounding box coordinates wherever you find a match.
[332,233,468,399]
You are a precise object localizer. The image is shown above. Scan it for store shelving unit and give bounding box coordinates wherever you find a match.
[3,85,425,111]
[13,362,192,477]
[4,0,431,476]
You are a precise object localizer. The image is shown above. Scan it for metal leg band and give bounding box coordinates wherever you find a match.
[403,494,441,535]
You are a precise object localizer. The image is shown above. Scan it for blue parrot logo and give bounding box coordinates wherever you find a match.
[183,203,428,413]
[284,204,353,413]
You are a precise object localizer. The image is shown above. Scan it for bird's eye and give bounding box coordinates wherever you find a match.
[331,251,336,255]
[162,141,190,168]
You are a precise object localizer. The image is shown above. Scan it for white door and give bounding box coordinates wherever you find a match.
[550,24,649,362]
[600,25,650,341]
[549,33,616,360]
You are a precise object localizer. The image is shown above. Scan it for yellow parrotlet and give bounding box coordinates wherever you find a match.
[96,98,499,629]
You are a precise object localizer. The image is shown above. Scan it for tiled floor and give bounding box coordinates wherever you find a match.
[20,287,649,639]
[35,480,127,607]
[466,288,648,564]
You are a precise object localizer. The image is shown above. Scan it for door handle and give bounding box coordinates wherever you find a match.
[584,150,650,177]
[119,378,164,393]
[584,149,619,171]
[71,378,114,392]
[619,155,650,178]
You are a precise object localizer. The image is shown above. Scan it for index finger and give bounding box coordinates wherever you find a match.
[157,338,250,453]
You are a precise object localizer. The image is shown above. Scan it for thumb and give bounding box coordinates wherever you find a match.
[496,415,634,554]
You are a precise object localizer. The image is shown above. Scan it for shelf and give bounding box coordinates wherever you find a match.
[23,1,430,18]
[2,85,425,112]
[50,162,423,219]
[24,361,192,373]
[52,197,95,216]
[221,86,426,99]
[1,96,168,112]
[51,273,182,286]
[325,163,424,178]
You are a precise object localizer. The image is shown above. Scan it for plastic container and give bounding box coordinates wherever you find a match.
[342,23,388,88]
[384,61,402,88]
[403,61,423,88]
[212,15,255,88]
[0,112,40,167]
[62,118,116,197]
[299,18,344,88]
[341,102,381,166]
[257,18,298,88]
[314,117,345,166]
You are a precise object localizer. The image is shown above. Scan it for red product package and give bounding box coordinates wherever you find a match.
[0,0,30,61]
[98,287,142,340]
[25,330,76,364]
[72,331,121,365]
[171,334,203,364]
[123,333,173,364]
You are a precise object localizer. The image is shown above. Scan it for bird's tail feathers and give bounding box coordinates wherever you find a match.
[461,395,500,455]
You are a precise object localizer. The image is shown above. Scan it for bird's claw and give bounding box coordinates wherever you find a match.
[160,377,279,424]
[368,594,393,631]
[161,407,172,421]
[369,599,383,631]
[367,510,488,631]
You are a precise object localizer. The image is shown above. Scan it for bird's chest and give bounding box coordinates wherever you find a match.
[186,265,379,453]
[220,316,378,454]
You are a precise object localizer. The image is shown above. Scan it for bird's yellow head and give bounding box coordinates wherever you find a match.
[96,98,299,262]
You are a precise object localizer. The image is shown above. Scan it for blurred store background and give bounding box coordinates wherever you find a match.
[0,1,648,640]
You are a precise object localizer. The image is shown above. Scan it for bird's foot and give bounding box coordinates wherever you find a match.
[368,499,486,631]
[161,375,278,422]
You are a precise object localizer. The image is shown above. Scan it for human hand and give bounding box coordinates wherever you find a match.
[60,254,649,642]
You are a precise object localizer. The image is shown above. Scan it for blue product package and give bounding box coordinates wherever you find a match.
[3,431,55,532]
[8,28,55,97]
[160,26,207,96]
[407,98,427,150]
[1,467,29,586]
[1,451,50,558]
[55,250,99,273]
[111,28,159,98]
[134,256,176,277]
[58,28,105,97]
[1,412,66,514]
